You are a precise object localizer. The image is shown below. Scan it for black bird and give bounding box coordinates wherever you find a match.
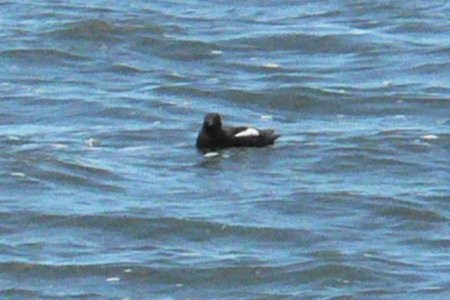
[196,113,280,152]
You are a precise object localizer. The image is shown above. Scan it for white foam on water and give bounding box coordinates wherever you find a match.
[182,251,202,257]
[170,72,184,78]
[264,63,279,69]
[85,138,100,147]
[7,135,20,141]
[0,82,12,88]
[211,50,223,55]
[51,143,68,149]
[121,145,149,152]
[204,152,220,158]
[320,87,347,94]
[383,80,393,87]
[106,277,120,282]
[421,135,438,140]
[11,172,26,177]
[261,115,273,120]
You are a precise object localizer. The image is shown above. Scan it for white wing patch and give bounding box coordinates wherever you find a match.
[234,128,260,138]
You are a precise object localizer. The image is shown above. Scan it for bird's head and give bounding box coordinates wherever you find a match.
[203,113,222,131]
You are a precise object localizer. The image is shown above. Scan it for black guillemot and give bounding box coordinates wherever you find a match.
[196,113,280,152]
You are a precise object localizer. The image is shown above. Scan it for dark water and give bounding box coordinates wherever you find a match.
[1,0,449,299]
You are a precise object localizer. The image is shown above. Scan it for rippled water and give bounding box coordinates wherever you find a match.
[1,0,449,299]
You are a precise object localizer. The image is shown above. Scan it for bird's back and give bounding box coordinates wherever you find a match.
[225,127,280,148]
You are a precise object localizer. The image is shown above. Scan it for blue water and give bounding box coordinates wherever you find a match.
[1,0,449,299]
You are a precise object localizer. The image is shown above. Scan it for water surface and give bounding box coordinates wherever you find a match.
[1,0,449,299]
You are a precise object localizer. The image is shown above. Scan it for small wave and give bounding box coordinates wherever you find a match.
[0,286,104,299]
[0,134,32,146]
[293,263,379,282]
[0,260,384,289]
[228,60,293,74]
[14,155,125,192]
[376,205,446,223]
[154,85,216,100]
[427,45,450,55]
[404,237,450,249]
[48,157,120,180]
[135,37,221,61]
[0,261,127,278]
[97,106,146,121]
[0,212,319,244]
[410,62,450,75]
[155,85,347,113]
[36,170,122,192]
[0,49,88,64]
[93,128,160,146]
[47,19,150,42]
[0,289,40,299]
[387,21,448,35]
[226,32,389,54]
[0,113,19,125]
[109,63,146,74]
